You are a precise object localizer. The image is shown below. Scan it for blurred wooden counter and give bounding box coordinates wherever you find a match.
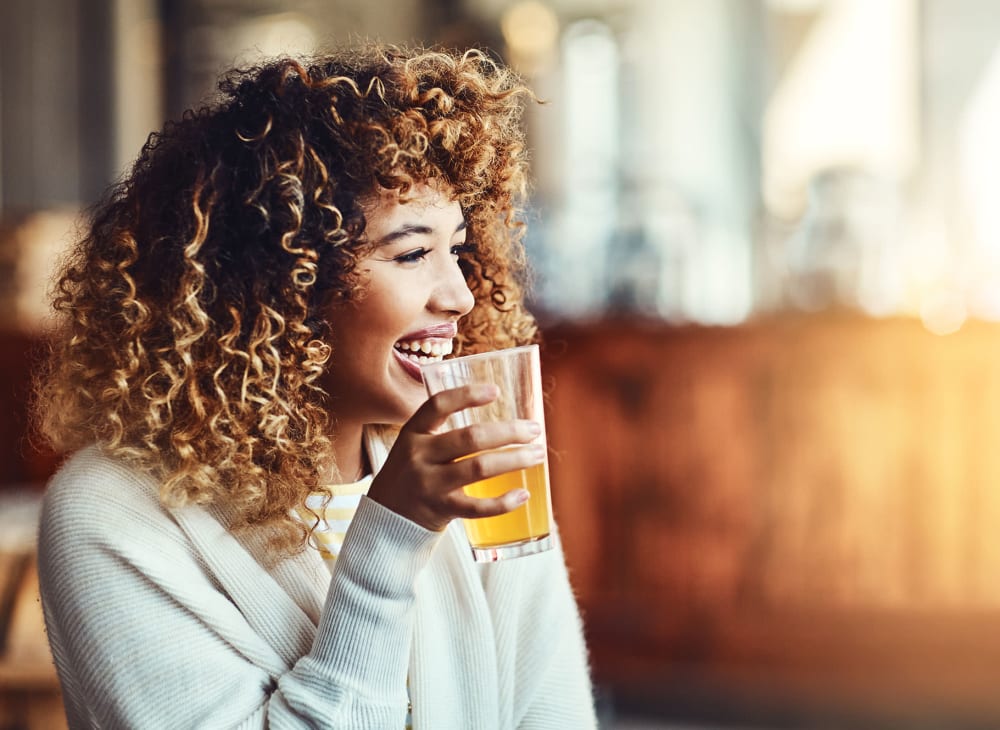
[0,332,64,727]
[0,550,65,730]
[542,315,1000,724]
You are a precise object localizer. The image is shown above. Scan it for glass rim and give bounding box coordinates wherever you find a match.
[419,343,539,372]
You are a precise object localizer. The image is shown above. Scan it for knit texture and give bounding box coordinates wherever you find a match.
[37,432,597,729]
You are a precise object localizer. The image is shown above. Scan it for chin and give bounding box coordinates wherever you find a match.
[381,392,427,426]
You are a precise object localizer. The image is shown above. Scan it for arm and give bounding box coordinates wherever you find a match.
[482,531,598,729]
[274,496,438,726]
[517,543,597,729]
[38,451,437,729]
[40,386,541,729]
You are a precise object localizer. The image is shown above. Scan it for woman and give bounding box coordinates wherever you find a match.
[34,44,596,728]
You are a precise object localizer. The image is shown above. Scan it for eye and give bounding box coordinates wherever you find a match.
[393,248,429,265]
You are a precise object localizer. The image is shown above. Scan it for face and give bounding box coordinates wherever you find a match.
[322,183,476,429]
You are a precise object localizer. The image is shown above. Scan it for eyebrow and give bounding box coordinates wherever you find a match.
[376,219,467,246]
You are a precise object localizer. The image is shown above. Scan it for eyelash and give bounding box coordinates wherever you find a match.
[394,243,476,264]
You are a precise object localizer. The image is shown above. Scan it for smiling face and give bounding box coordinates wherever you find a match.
[322,183,476,434]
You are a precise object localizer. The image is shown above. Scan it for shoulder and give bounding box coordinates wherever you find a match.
[43,446,160,516]
[39,446,173,551]
[37,446,214,618]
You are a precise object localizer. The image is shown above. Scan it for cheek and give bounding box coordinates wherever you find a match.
[337,266,428,347]
[370,290,423,333]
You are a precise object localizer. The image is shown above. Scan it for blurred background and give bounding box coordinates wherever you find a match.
[3,0,1000,728]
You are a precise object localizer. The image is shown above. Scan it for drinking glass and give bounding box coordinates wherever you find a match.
[421,344,553,562]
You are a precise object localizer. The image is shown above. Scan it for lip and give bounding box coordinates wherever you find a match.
[393,322,459,385]
[393,348,426,384]
[398,322,458,340]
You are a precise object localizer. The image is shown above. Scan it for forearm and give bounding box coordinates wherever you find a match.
[277,497,440,726]
[500,538,598,729]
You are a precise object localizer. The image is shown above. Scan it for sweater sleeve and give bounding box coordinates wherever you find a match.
[516,539,598,729]
[482,529,598,729]
[37,450,439,730]
[271,496,438,727]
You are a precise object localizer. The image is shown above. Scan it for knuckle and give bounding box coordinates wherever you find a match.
[423,488,450,515]
[401,440,419,460]
[429,494,449,516]
[447,494,475,519]
[427,392,448,415]
[464,424,488,452]
[468,457,489,481]
[465,503,487,519]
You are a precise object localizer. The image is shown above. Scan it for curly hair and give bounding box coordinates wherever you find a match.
[34,44,539,554]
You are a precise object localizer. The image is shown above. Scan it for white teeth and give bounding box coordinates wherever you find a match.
[394,337,453,359]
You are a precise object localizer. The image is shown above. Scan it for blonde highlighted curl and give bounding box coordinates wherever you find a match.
[34,44,539,555]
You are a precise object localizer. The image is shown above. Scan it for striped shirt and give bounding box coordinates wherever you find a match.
[292,475,373,570]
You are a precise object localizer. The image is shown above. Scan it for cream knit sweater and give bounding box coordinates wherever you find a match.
[37,433,596,729]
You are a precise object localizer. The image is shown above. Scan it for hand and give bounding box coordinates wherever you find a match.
[367,384,546,532]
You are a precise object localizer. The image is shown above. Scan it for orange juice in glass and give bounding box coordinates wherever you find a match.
[421,345,553,561]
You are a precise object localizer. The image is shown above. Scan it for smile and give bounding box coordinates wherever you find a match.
[393,337,453,382]
[393,337,453,361]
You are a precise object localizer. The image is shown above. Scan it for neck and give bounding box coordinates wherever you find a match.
[331,422,367,483]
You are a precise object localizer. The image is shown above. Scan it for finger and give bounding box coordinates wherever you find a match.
[426,420,542,463]
[405,383,499,434]
[449,487,531,520]
[448,443,547,487]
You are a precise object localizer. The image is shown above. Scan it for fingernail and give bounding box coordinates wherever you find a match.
[527,421,542,436]
[476,383,499,399]
[514,489,530,505]
[530,444,546,461]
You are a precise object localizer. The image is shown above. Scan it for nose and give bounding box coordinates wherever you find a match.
[431,256,475,317]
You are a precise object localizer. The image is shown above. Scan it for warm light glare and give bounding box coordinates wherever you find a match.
[233,13,318,59]
[549,21,619,318]
[9,210,78,332]
[959,43,1000,317]
[766,0,830,13]
[763,0,918,217]
[114,6,162,179]
[920,288,967,335]
[501,1,559,72]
